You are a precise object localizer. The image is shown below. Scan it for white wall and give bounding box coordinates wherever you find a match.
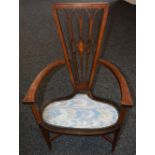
[124,0,136,5]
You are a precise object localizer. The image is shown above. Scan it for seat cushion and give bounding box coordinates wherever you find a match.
[42,94,119,129]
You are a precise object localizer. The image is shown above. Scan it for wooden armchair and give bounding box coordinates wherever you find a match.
[23,2,133,152]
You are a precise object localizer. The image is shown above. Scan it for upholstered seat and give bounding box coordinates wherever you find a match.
[42,94,119,129]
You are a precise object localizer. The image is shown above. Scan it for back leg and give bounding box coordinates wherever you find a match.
[39,125,51,150]
[112,128,120,152]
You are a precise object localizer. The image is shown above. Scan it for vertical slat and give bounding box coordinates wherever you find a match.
[79,13,83,81]
[85,9,100,82]
[52,6,76,88]
[85,10,91,82]
[79,14,83,39]
[85,39,92,82]
[65,10,80,82]
[85,10,95,82]
[85,51,90,81]
[75,11,84,82]
[72,44,80,82]
[87,9,100,38]
[80,55,83,82]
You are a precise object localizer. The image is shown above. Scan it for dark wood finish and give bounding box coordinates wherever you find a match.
[118,106,128,125]
[31,104,42,124]
[39,125,51,150]
[49,133,61,142]
[41,122,119,136]
[52,3,109,90]
[102,135,113,143]
[54,3,109,9]
[112,128,120,152]
[23,2,133,152]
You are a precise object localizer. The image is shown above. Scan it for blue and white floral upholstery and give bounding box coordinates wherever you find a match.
[42,94,119,129]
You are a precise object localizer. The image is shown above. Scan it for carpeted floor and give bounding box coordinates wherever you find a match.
[20,0,136,155]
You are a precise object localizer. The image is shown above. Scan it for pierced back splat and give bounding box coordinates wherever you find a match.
[52,3,109,91]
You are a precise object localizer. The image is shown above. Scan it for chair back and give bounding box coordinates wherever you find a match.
[52,3,109,91]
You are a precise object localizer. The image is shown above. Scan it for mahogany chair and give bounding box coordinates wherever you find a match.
[23,2,133,152]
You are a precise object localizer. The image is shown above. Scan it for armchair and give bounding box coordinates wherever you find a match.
[23,2,133,152]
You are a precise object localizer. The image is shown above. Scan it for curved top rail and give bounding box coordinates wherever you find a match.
[53,3,109,9]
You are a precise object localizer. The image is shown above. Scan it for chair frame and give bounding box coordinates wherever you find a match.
[23,2,133,152]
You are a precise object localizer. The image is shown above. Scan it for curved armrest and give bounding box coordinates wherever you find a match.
[23,59,65,104]
[98,59,133,106]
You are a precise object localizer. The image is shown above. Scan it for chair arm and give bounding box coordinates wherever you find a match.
[23,59,65,104]
[98,59,133,106]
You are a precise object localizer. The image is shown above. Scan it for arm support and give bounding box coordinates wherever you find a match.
[23,59,65,104]
[98,59,133,106]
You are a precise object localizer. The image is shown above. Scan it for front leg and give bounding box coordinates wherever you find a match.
[39,125,52,150]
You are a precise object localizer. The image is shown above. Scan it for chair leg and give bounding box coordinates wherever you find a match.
[112,128,120,152]
[39,125,51,150]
